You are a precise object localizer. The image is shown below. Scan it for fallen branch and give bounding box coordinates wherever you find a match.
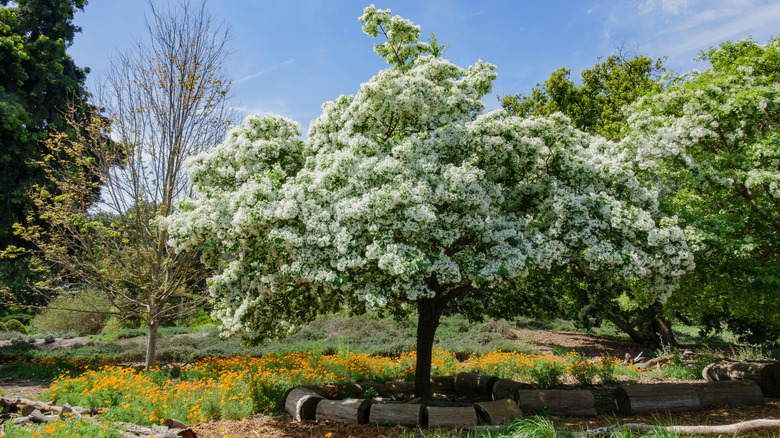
[12,409,58,424]
[580,419,780,437]
[5,397,62,414]
[115,420,195,438]
[634,355,674,370]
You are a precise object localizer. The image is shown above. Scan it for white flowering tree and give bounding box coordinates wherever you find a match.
[166,6,693,398]
[625,37,780,343]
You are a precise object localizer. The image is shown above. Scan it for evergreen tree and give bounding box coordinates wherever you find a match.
[0,0,91,306]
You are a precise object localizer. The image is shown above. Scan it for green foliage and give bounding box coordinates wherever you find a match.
[1,312,32,324]
[245,369,289,415]
[595,357,621,384]
[568,358,597,386]
[31,289,114,336]
[184,308,215,327]
[0,0,95,306]
[628,37,780,342]
[4,318,27,334]
[502,52,667,140]
[0,321,6,332]
[528,358,565,389]
[3,420,127,438]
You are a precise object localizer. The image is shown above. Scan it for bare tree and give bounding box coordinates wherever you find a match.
[11,0,237,371]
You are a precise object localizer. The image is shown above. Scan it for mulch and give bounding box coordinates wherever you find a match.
[189,398,780,438]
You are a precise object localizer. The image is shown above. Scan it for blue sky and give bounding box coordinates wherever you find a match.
[69,0,780,133]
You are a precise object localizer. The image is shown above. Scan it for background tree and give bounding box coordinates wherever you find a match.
[166,6,692,399]
[501,51,667,141]
[11,0,236,371]
[625,37,780,344]
[493,52,685,347]
[0,0,93,310]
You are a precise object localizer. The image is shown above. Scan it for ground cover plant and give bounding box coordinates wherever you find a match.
[29,350,635,425]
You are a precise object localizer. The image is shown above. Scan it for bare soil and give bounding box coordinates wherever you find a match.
[3,328,779,437]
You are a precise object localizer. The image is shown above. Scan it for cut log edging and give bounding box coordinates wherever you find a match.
[283,367,771,428]
[703,360,780,395]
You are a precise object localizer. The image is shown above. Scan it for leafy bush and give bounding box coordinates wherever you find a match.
[5,319,28,334]
[104,328,147,340]
[529,358,565,389]
[569,359,597,386]
[596,357,621,384]
[1,313,33,324]
[184,309,215,327]
[0,321,7,332]
[31,290,113,336]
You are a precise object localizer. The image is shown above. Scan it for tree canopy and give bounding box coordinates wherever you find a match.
[10,0,237,371]
[501,52,667,141]
[625,37,780,343]
[0,0,91,306]
[496,52,684,346]
[166,6,692,398]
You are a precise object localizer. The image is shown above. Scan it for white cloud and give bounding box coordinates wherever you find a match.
[236,59,295,84]
[596,0,780,68]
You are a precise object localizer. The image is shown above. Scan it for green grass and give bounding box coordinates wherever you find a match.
[3,417,128,438]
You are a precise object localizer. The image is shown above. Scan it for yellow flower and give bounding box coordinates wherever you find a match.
[326,433,333,438]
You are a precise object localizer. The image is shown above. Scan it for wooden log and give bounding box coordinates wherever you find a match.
[282,385,328,409]
[177,430,197,438]
[385,380,415,394]
[579,419,780,437]
[614,384,700,416]
[59,403,83,420]
[515,389,596,417]
[474,398,523,425]
[454,372,499,401]
[368,403,424,426]
[693,380,763,409]
[635,355,675,370]
[28,409,59,424]
[15,398,63,414]
[284,387,325,422]
[426,405,478,428]
[1,398,20,414]
[165,418,188,429]
[703,361,780,395]
[315,398,371,424]
[21,404,36,417]
[431,376,455,393]
[491,379,533,402]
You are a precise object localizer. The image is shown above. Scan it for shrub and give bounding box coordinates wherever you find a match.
[596,357,621,384]
[31,290,113,336]
[529,358,565,389]
[184,309,215,327]
[0,321,7,332]
[1,313,33,324]
[5,319,28,334]
[569,359,597,386]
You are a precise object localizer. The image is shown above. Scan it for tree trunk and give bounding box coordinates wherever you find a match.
[144,320,159,372]
[609,312,677,349]
[415,297,442,400]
